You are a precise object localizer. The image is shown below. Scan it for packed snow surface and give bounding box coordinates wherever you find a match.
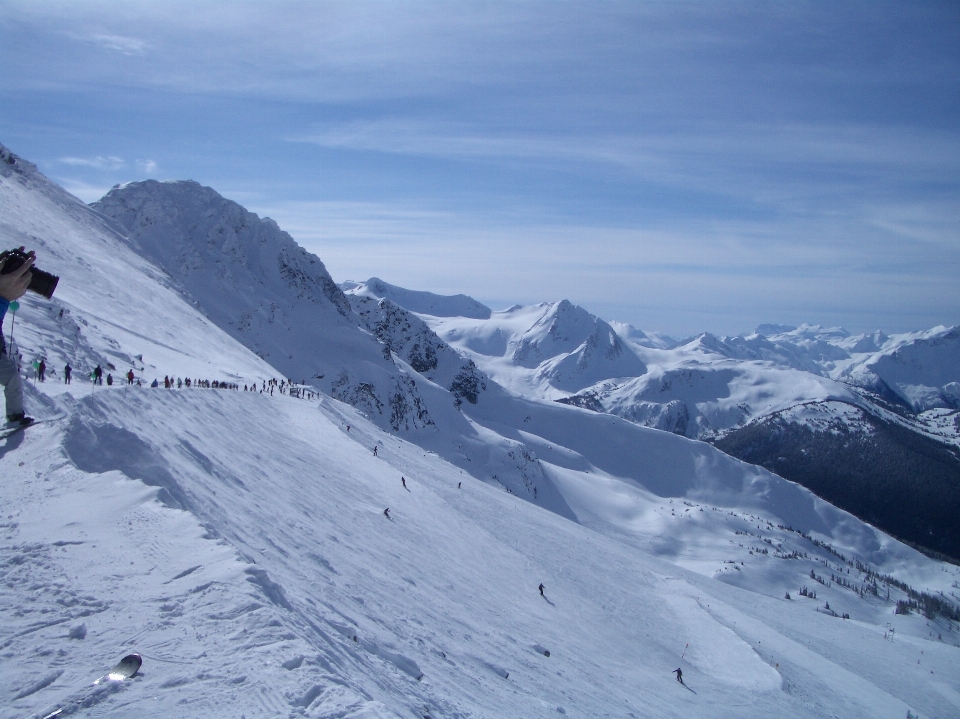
[6,383,959,719]
[2,144,959,718]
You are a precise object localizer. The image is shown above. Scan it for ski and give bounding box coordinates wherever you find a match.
[101,653,143,681]
[31,653,142,719]
[0,414,65,440]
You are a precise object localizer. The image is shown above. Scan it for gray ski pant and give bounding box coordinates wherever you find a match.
[0,351,24,418]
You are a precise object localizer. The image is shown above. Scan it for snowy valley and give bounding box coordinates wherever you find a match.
[2,143,959,719]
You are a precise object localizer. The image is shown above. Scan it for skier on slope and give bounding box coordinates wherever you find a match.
[126,369,134,385]
[0,248,34,427]
[64,363,72,384]
[673,668,683,683]
[401,476,407,489]
[93,365,103,385]
[384,508,390,518]
[539,583,545,597]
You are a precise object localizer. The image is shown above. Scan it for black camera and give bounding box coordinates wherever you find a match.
[0,249,59,299]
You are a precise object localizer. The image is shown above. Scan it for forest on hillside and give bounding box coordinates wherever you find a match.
[715,405,960,562]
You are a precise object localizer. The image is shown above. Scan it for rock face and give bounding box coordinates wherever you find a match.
[347,294,487,407]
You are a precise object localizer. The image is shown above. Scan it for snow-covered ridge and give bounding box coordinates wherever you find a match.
[342,277,492,319]
[415,298,958,437]
[0,149,274,387]
[92,179,449,435]
[838,325,960,411]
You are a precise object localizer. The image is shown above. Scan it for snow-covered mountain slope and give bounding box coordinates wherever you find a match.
[80,172,943,554]
[342,277,960,562]
[6,384,958,719]
[716,400,960,560]
[837,326,960,411]
[0,143,908,554]
[90,180,443,432]
[89,179,580,511]
[2,143,959,718]
[608,320,679,349]
[558,363,858,439]
[343,277,492,319]
[403,301,647,398]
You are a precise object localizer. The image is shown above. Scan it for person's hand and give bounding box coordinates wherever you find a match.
[0,247,35,301]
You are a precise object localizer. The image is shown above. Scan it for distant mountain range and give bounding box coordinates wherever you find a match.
[347,280,960,560]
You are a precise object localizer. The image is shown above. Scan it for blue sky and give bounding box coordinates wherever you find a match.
[1,1,958,336]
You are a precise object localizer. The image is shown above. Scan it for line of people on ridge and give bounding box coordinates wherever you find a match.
[14,353,319,398]
[14,354,262,392]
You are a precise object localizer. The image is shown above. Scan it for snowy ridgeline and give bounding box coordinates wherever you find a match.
[415,300,960,441]
[1,143,959,718]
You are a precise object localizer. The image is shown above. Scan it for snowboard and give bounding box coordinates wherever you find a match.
[0,414,65,440]
[32,654,142,719]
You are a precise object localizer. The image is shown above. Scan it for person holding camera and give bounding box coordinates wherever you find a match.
[0,247,36,427]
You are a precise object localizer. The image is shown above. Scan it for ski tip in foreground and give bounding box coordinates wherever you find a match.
[108,653,143,680]
[36,654,143,719]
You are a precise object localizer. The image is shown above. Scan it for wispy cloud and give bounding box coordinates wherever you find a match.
[59,155,125,170]
[292,119,960,180]
[89,33,147,56]
[289,118,960,234]
[57,156,157,174]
